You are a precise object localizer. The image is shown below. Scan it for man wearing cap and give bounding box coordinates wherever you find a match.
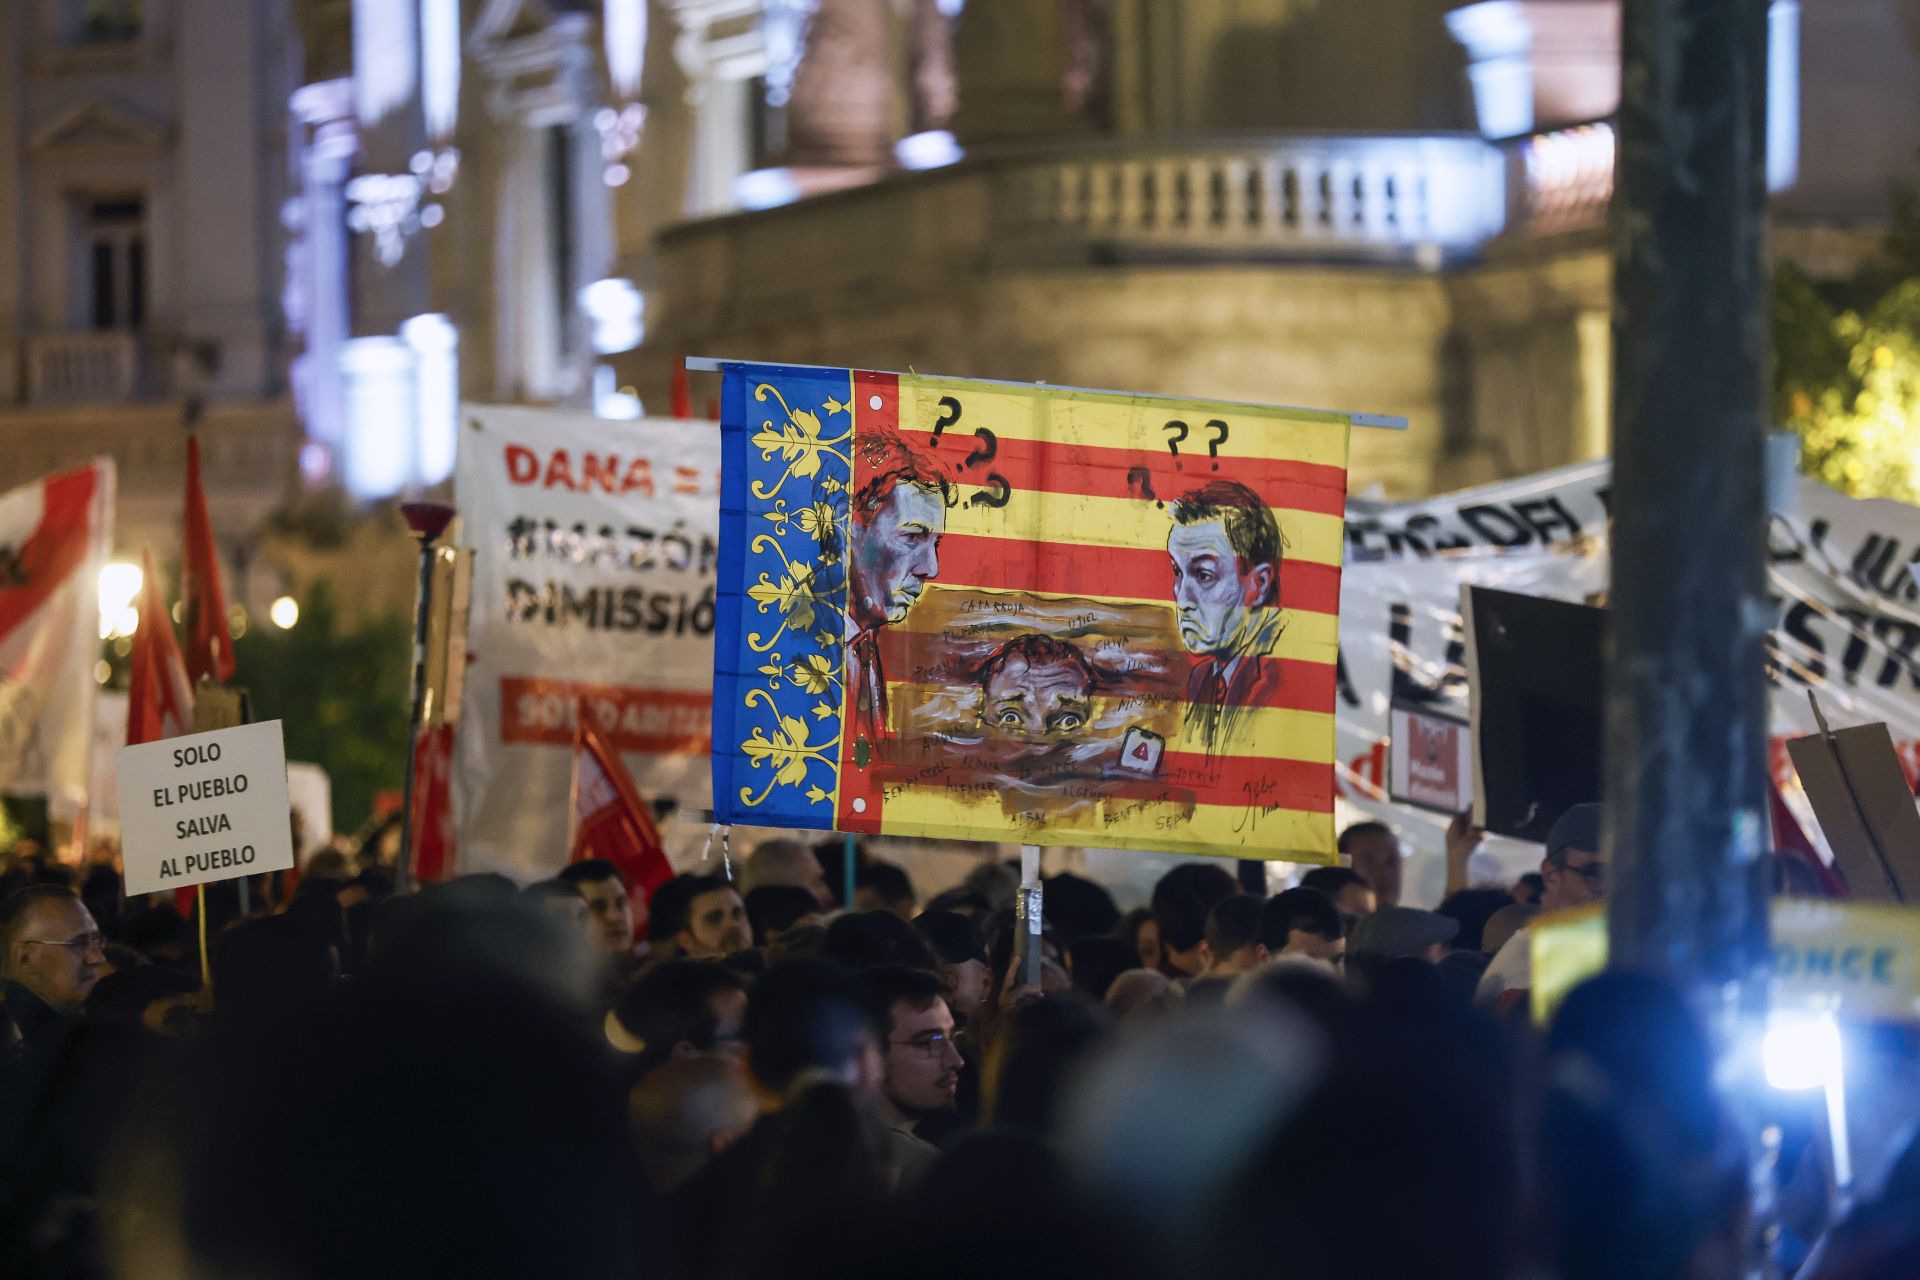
[1476,802,1605,1007]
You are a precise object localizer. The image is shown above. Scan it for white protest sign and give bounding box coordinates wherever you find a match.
[453,406,722,882]
[116,720,295,895]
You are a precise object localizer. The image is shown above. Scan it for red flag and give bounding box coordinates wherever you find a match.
[126,550,196,916]
[1769,776,1848,897]
[570,706,672,905]
[181,436,236,687]
[408,722,458,883]
[126,550,194,748]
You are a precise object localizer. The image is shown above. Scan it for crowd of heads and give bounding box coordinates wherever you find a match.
[1,808,1912,1280]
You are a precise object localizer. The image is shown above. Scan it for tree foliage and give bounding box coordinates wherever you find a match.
[230,580,411,835]
[1776,192,1920,501]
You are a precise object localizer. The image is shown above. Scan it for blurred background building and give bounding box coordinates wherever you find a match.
[0,0,301,604]
[3,0,1920,573]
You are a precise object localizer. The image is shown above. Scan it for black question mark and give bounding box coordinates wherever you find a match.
[1163,420,1189,467]
[969,475,1012,508]
[930,395,961,447]
[1126,466,1160,508]
[963,426,997,469]
[1205,419,1229,470]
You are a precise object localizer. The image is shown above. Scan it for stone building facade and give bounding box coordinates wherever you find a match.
[0,0,303,595]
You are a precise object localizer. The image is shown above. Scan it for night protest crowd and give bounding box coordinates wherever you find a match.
[2,809,1917,1280]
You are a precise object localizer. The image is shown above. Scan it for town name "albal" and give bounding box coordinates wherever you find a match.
[177,813,232,839]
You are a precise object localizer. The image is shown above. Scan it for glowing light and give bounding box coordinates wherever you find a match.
[270,597,301,629]
[1446,1,1534,138]
[421,0,461,142]
[352,0,417,128]
[762,0,819,109]
[227,604,249,639]
[420,203,445,228]
[1763,1010,1842,1091]
[299,441,333,484]
[339,336,415,499]
[895,130,963,171]
[605,0,648,100]
[94,660,111,685]
[402,313,460,486]
[735,167,801,211]
[580,279,644,354]
[98,562,142,639]
[1768,0,1800,192]
[593,365,642,419]
[604,164,631,187]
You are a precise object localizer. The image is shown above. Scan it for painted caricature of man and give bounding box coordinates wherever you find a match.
[846,435,949,737]
[975,634,1096,739]
[1166,480,1286,751]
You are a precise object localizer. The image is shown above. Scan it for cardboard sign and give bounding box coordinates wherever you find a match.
[1786,717,1920,902]
[1389,701,1472,813]
[1464,586,1605,843]
[116,720,295,895]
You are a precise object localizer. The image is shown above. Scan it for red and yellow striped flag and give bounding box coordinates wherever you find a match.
[712,363,1363,863]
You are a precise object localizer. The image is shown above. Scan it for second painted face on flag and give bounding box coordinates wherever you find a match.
[712,365,1352,861]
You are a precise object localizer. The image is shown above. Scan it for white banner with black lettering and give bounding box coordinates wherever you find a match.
[453,407,721,881]
[1338,460,1920,903]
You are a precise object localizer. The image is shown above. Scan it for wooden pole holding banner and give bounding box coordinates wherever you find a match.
[1016,845,1043,989]
[842,833,857,909]
[196,883,210,991]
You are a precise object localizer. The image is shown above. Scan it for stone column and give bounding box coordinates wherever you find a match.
[176,0,274,396]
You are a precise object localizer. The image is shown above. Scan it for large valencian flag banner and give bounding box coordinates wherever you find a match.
[711,362,1375,861]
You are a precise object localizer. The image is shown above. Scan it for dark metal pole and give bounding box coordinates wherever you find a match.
[1606,0,1773,1017]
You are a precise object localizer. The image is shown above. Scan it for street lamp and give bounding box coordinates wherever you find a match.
[98,562,142,639]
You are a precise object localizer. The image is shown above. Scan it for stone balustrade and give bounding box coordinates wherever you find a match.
[23,330,142,402]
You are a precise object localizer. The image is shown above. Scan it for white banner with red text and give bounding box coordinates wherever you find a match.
[453,407,720,881]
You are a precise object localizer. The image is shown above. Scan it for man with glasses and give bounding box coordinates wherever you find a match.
[868,965,962,1178]
[1477,803,1605,1008]
[1,885,105,1051]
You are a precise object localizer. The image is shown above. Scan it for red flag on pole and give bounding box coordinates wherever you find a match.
[181,435,236,687]
[408,722,458,884]
[126,550,196,916]
[126,550,194,748]
[569,706,672,906]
